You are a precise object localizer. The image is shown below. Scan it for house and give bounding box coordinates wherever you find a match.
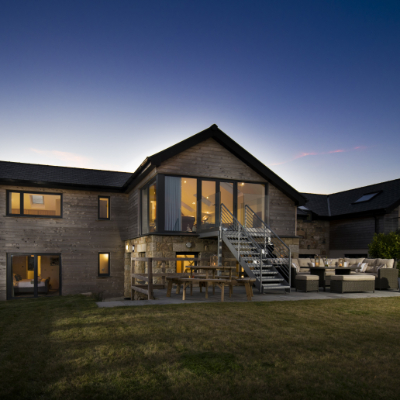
[297,179,400,258]
[0,124,306,301]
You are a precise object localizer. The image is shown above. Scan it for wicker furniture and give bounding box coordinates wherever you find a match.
[295,275,319,292]
[374,268,399,290]
[309,267,336,292]
[330,275,375,293]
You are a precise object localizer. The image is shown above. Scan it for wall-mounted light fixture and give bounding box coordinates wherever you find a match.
[126,244,135,252]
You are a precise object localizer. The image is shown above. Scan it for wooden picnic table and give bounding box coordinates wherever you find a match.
[166,276,256,302]
[188,266,237,294]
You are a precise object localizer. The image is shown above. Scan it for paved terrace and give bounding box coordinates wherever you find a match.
[97,286,400,308]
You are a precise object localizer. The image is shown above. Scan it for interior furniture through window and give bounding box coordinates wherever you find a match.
[7,191,62,217]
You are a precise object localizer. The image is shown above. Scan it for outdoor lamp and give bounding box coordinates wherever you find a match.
[210,255,218,266]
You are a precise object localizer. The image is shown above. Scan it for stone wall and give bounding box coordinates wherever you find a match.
[124,235,236,298]
[297,219,330,256]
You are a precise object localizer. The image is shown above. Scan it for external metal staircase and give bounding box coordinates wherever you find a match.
[218,204,291,293]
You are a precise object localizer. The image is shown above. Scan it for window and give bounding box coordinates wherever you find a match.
[201,181,217,229]
[98,196,110,219]
[165,177,197,232]
[7,191,62,217]
[98,253,110,276]
[141,179,157,234]
[353,192,379,203]
[237,183,265,225]
[176,253,198,273]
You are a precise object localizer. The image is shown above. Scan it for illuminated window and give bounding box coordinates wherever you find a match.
[165,177,197,232]
[99,196,110,219]
[7,191,62,217]
[141,179,157,234]
[98,253,110,276]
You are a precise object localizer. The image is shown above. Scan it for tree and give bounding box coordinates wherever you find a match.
[368,231,400,262]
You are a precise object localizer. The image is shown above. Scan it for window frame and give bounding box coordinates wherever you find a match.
[352,191,381,204]
[6,190,63,218]
[98,252,111,277]
[98,196,111,220]
[140,178,158,235]
[147,174,268,235]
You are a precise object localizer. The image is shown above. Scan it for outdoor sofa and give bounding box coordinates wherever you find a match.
[291,257,398,292]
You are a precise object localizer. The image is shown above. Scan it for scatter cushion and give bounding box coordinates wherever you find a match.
[363,258,377,267]
[376,258,394,269]
[298,258,312,267]
[291,262,300,273]
[350,263,361,271]
[307,262,315,268]
[357,263,368,273]
[296,274,319,281]
[374,264,385,273]
[345,257,365,266]
[328,258,340,267]
[330,275,375,281]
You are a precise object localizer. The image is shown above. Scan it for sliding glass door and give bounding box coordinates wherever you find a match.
[7,254,61,299]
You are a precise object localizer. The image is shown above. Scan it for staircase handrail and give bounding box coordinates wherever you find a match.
[244,205,291,286]
[220,204,263,254]
[244,205,290,253]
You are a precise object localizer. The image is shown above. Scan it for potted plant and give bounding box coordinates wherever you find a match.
[368,230,400,290]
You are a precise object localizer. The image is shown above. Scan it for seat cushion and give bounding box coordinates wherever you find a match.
[345,257,365,266]
[331,275,375,281]
[296,274,319,281]
[376,258,394,269]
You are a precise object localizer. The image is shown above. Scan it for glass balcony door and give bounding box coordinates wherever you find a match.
[7,254,61,299]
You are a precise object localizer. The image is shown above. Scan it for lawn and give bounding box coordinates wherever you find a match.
[1,296,400,400]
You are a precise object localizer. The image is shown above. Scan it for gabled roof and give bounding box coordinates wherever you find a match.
[125,124,306,205]
[301,178,400,219]
[0,125,306,203]
[0,161,132,191]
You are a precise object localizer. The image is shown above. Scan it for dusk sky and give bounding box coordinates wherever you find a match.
[1,1,399,194]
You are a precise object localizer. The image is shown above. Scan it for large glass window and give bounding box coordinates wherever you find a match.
[9,254,61,299]
[201,181,217,229]
[165,177,197,232]
[220,182,233,215]
[237,183,265,225]
[141,179,157,234]
[7,191,62,217]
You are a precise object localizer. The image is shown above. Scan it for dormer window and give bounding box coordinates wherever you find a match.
[353,192,379,203]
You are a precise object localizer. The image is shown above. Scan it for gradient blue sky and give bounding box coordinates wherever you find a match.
[1,0,399,194]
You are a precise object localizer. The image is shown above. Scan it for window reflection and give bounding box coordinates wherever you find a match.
[237,183,265,224]
[201,181,216,228]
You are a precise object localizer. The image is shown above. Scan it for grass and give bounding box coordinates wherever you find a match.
[1,296,400,400]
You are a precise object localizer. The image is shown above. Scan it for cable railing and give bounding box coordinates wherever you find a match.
[244,205,291,285]
[220,204,264,289]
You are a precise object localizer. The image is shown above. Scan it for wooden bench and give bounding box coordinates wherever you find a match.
[166,277,256,302]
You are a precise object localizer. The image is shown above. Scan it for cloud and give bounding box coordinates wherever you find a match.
[268,146,367,166]
[29,148,122,171]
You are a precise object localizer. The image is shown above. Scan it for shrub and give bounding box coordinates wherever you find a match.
[368,232,400,264]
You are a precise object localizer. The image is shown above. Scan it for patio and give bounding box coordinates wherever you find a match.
[98,285,400,308]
